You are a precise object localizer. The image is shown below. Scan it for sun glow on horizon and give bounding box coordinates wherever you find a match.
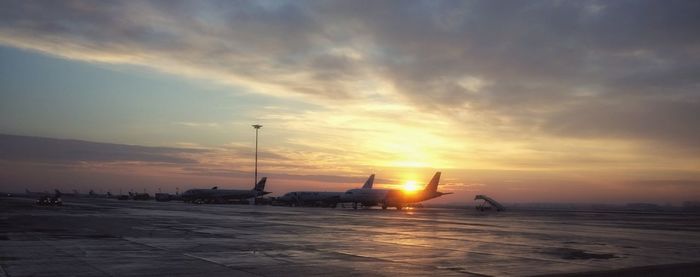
[402,180,420,193]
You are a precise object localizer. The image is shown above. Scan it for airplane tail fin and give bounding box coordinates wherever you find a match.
[254,177,267,191]
[362,174,375,189]
[423,172,441,192]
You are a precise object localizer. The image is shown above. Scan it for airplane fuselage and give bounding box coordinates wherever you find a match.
[181,188,269,203]
[340,188,444,208]
[278,191,343,206]
[182,177,269,204]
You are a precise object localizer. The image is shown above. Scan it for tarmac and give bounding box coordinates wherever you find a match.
[1,197,700,276]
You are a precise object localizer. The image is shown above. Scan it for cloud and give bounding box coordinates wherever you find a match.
[1,1,697,148]
[540,99,700,150]
[173,122,222,128]
[0,133,203,164]
[440,182,485,191]
[0,0,382,100]
[0,0,699,177]
[628,179,700,189]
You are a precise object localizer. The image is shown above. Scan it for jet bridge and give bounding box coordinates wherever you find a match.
[474,194,505,212]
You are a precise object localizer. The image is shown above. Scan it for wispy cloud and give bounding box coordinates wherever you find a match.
[173,122,223,128]
[0,133,202,164]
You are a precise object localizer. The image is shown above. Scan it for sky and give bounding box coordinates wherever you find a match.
[1,0,699,204]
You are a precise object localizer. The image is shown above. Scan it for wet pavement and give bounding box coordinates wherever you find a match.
[1,197,700,276]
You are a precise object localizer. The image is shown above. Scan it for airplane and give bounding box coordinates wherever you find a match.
[339,172,452,210]
[52,189,106,198]
[24,189,74,198]
[277,174,375,207]
[155,192,180,202]
[55,189,83,198]
[181,177,269,204]
[155,188,181,202]
[24,189,51,197]
[23,189,86,198]
[22,189,63,206]
[129,191,152,200]
[29,189,110,198]
[87,189,113,198]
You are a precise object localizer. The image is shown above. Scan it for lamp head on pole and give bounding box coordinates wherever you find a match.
[252,124,263,129]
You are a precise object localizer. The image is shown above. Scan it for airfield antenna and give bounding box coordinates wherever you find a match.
[252,124,263,186]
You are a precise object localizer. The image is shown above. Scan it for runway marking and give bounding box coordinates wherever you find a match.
[182,253,263,276]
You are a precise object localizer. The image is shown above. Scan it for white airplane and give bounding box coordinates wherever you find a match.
[277,174,374,207]
[181,177,269,204]
[340,172,451,210]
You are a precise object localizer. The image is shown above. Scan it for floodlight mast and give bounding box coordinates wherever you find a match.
[252,124,263,186]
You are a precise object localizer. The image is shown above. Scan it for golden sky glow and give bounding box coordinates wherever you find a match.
[402,180,421,193]
[1,1,699,204]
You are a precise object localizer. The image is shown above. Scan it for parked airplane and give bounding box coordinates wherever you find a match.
[277,174,375,207]
[20,189,63,205]
[181,177,269,204]
[340,172,451,210]
[129,191,152,200]
[87,190,113,198]
[155,192,180,202]
[53,189,84,198]
[24,189,51,197]
[23,189,111,198]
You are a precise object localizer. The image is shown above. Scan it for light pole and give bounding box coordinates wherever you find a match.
[252,124,263,186]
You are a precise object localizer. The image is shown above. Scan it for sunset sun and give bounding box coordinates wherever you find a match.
[402,180,420,192]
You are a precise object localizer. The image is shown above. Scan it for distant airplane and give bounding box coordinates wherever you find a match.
[27,189,111,198]
[20,189,63,205]
[24,189,50,197]
[129,191,151,200]
[53,189,101,198]
[277,174,375,207]
[155,192,179,202]
[54,189,82,198]
[340,172,452,210]
[181,177,269,204]
[88,189,113,198]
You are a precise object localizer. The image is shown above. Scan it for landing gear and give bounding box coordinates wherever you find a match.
[352,202,358,210]
[396,205,403,210]
[381,204,388,210]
